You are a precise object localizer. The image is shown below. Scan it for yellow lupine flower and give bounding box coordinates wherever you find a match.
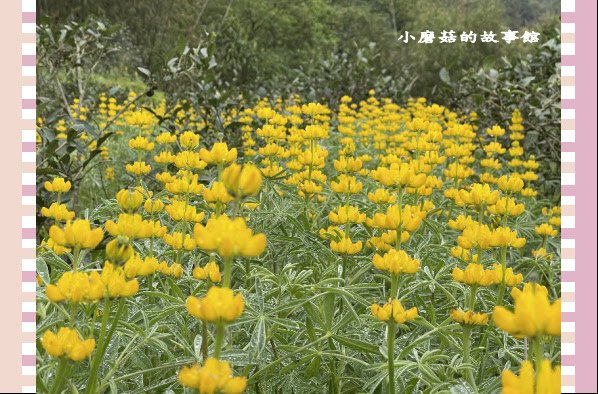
[489,263,524,287]
[333,156,363,173]
[144,198,164,214]
[458,183,499,208]
[330,236,362,255]
[101,262,140,298]
[452,263,494,286]
[105,236,133,265]
[186,287,244,323]
[199,142,238,165]
[164,231,196,251]
[128,136,155,151]
[493,283,560,339]
[193,215,266,258]
[179,131,200,150]
[178,358,247,394]
[501,360,560,394]
[40,202,75,221]
[165,200,205,222]
[153,151,176,164]
[372,249,419,276]
[105,214,155,239]
[367,188,396,204]
[457,223,493,250]
[41,327,95,361]
[450,246,478,263]
[165,173,205,194]
[156,131,177,144]
[125,161,151,176]
[330,174,363,194]
[490,227,526,248]
[328,205,366,224]
[367,204,424,232]
[40,238,71,255]
[192,260,222,283]
[116,188,144,212]
[497,174,524,193]
[203,181,234,204]
[450,309,488,326]
[49,219,104,250]
[534,223,558,237]
[174,151,207,170]
[488,197,525,217]
[448,215,476,231]
[44,177,72,193]
[46,271,105,303]
[222,163,263,197]
[371,298,418,324]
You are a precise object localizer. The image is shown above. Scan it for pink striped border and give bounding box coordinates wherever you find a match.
[560,3,575,392]
[564,1,598,393]
[21,0,36,392]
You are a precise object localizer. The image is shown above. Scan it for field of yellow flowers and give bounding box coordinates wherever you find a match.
[36,91,561,393]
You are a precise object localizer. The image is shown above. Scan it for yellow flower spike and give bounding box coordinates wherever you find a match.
[490,263,523,287]
[367,188,396,204]
[128,136,155,151]
[163,231,197,251]
[534,223,558,237]
[125,161,151,176]
[330,236,362,255]
[488,197,525,217]
[374,204,424,232]
[165,200,205,222]
[192,260,222,283]
[486,125,506,137]
[116,188,144,212]
[490,227,526,248]
[174,151,208,170]
[41,327,95,361]
[178,358,247,394]
[49,219,104,250]
[222,163,263,197]
[153,151,176,165]
[372,249,420,276]
[105,213,155,239]
[371,299,418,324]
[193,215,266,258]
[156,131,177,144]
[199,142,238,165]
[450,309,488,326]
[179,131,200,150]
[452,263,494,286]
[458,183,500,208]
[40,202,76,221]
[457,223,493,250]
[105,236,133,265]
[333,156,363,173]
[169,263,184,278]
[493,283,560,339]
[44,177,72,193]
[330,174,363,194]
[101,262,140,298]
[328,205,366,224]
[497,174,525,193]
[46,270,106,303]
[186,287,244,323]
[143,198,164,214]
[448,215,476,231]
[203,181,234,204]
[501,360,560,394]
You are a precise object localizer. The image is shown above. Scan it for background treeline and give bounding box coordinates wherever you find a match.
[36,0,561,198]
